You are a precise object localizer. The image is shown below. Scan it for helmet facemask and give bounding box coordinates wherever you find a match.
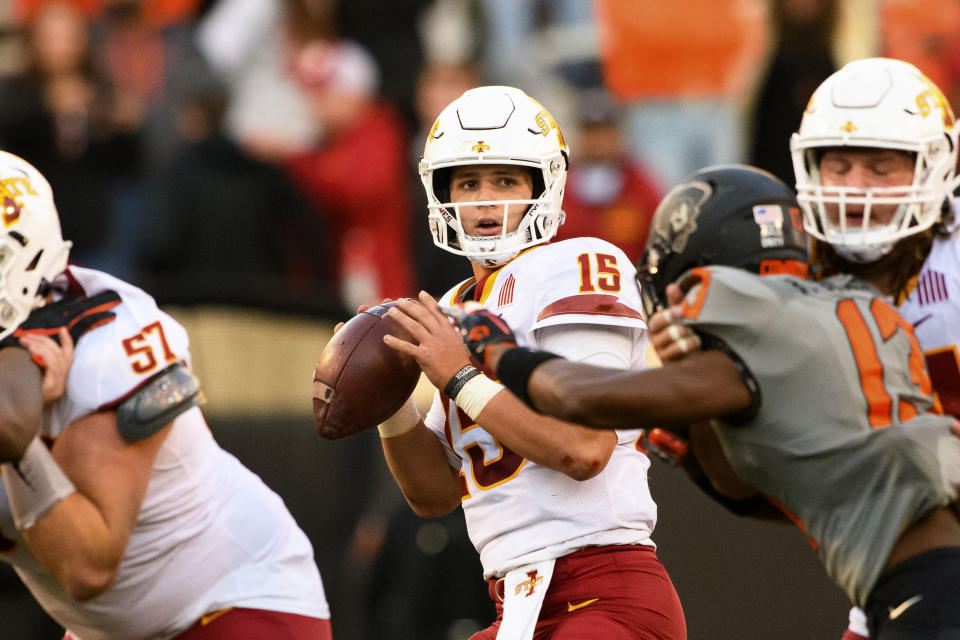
[794,142,953,263]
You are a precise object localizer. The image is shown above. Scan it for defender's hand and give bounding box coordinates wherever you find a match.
[648,283,701,364]
[20,328,74,403]
[451,302,518,372]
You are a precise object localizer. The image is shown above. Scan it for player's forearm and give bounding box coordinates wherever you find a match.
[475,391,616,480]
[23,493,126,601]
[380,423,462,518]
[526,350,752,429]
[0,348,44,462]
[24,412,170,601]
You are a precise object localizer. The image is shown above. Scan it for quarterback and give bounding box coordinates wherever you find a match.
[375,86,685,639]
[0,151,330,639]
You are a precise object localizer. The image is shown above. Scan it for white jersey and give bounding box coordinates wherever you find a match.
[898,212,960,415]
[0,267,328,640]
[425,237,656,578]
[846,204,960,636]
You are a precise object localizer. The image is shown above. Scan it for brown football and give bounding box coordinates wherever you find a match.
[313,301,421,439]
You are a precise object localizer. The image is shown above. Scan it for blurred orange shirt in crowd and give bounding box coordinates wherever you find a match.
[881,0,960,111]
[14,0,200,26]
[595,0,767,99]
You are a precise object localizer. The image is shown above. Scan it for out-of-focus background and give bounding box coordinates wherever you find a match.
[1,0,958,638]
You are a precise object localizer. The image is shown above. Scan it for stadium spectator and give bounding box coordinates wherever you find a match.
[748,0,837,185]
[286,38,415,310]
[594,0,767,189]
[142,84,338,314]
[195,0,318,160]
[556,88,662,261]
[0,0,140,278]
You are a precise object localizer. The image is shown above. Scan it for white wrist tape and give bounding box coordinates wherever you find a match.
[2,437,76,530]
[377,396,421,439]
[456,374,504,421]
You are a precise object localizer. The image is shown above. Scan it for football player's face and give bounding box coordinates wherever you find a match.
[449,165,534,237]
[818,149,915,227]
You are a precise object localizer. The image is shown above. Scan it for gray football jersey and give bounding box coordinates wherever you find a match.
[679,266,960,606]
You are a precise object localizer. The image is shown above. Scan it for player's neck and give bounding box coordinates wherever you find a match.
[471,262,496,280]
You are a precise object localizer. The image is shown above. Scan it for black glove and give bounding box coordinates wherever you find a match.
[0,290,122,351]
[451,303,518,370]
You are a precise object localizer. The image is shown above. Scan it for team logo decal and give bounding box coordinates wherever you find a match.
[516,569,543,597]
[753,204,785,248]
[497,273,516,307]
[471,141,490,153]
[0,176,36,228]
[914,73,956,129]
[427,119,443,142]
[652,180,711,253]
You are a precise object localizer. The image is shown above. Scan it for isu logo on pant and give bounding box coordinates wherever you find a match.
[516,570,543,597]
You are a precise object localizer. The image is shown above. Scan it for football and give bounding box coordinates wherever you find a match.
[313,301,422,439]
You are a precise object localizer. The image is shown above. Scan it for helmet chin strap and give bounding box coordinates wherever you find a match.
[832,241,896,264]
[464,229,525,266]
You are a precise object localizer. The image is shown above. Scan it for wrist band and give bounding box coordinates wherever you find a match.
[444,365,481,400]
[456,375,504,421]
[495,347,562,407]
[377,396,421,439]
[2,437,76,530]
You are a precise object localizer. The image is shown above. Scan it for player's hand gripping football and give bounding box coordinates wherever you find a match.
[383,291,473,389]
[0,291,121,402]
[648,283,701,364]
[446,301,518,373]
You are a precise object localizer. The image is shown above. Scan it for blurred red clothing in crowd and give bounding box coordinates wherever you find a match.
[14,0,200,26]
[286,100,414,306]
[556,160,662,262]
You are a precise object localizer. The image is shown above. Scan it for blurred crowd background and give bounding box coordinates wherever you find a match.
[1,0,959,639]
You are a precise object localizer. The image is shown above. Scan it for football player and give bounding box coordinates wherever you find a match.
[0,151,331,639]
[374,87,686,638]
[792,56,960,640]
[449,164,960,640]
[659,57,960,640]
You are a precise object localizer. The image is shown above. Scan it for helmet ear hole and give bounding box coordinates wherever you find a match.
[433,167,453,204]
[26,250,42,272]
[530,169,545,199]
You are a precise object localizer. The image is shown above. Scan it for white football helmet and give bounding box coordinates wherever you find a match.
[791,57,960,263]
[0,151,71,340]
[419,86,569,266]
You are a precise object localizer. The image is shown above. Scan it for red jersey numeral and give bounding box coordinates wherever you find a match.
[577,253,622,293]
[122,321,177,374]
[452,405,525,492]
